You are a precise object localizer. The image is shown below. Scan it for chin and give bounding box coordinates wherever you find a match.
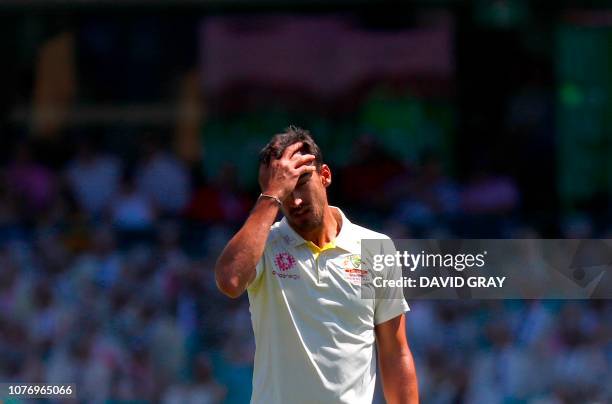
[291,215,321,232]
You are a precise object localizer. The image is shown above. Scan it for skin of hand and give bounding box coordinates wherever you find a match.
[258,141,317,201]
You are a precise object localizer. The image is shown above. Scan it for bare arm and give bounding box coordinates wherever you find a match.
[375,314,419,404]
[214,197,279,297]
[214,142,315,298]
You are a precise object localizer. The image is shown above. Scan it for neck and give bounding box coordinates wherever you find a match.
[300,205,341,248]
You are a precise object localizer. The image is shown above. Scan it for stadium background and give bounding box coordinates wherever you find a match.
[0,0,610,402]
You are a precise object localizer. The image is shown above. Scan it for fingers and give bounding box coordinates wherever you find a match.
[292,153,315,167]
[281,142,304,160]
[296,164,316,176]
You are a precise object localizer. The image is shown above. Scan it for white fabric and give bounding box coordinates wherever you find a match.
[247,207,409,404]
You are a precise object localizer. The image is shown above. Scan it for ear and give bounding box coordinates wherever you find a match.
[320,164,332,188]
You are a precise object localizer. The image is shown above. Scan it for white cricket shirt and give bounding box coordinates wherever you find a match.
[247,207,409,404]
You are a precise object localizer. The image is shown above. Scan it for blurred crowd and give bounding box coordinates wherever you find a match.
[0,133,610,403]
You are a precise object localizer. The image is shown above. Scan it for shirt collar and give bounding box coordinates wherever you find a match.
[279,206,361,255]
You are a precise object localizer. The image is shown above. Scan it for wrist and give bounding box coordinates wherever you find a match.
[259,193,283,206]
[261,188,284,200]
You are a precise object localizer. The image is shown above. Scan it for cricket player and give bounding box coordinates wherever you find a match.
[215,126,419,404]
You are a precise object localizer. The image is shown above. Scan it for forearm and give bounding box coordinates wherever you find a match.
[215,197,279,297]
[379,350,419,404]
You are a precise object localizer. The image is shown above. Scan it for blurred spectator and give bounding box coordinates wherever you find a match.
[81,225,123,289]
[461,171,519,215]
[185,163,250,224]
[110,173,156,232]
[162,353,226,404]
[135,136,191,214]
[455,169,520,237]
[466,320,539,403]
[0,177,23,242]
[65,139,121,217]
[561,214,594,238]
[5,141,57,216]
[393,151,460,231]
[338,134,404,210]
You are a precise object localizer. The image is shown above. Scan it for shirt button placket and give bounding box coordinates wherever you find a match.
[317,253,326,284]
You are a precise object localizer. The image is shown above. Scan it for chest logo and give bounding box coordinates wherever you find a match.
[274,252,296,272]
[342,254,368,284]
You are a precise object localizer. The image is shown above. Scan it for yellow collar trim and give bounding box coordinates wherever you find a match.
[305,240,336,258]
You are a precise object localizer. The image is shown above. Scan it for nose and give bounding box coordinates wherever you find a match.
[289,192,303,208]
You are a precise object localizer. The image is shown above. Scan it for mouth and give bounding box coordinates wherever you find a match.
[290,206,310,217]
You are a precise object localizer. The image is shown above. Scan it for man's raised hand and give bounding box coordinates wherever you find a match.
[258,142,316,202]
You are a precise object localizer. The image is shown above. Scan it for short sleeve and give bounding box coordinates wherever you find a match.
[247,253,266,290]
[374,239,410,325]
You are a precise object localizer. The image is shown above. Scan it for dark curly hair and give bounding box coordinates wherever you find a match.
[259,126,323,169]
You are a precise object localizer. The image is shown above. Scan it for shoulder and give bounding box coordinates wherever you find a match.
[335,206,391,242]
[269,220,283,235]
[347,221,398,256]
[265,220,291,246]
[348,221,391,241]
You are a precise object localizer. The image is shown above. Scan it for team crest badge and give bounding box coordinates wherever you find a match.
[343,254,368,285]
